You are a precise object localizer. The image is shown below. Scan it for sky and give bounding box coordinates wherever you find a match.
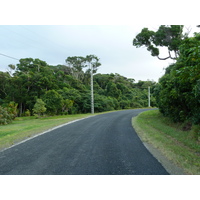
[1,25,198,82]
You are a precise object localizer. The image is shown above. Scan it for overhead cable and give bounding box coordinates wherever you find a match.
[0,53,19,61]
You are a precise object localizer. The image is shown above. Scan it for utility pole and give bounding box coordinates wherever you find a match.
[91,63,94,114]
[148,86,151,107]
[86,54,101,114]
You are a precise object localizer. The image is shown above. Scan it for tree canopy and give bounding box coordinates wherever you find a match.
[0,55,156,123]
[133,25,185,60]
[155,32,200,125]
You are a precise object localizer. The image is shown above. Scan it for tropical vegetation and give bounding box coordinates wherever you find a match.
[0,55,156,125]
[133,25,200,140]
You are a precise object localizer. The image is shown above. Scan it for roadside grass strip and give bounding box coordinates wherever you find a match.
[0,114,94,151]
[132,110,200,175]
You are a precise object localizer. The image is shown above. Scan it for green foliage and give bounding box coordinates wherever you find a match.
[0,55,155,116]
[6,101,18,118]
[0,106,15,125]
[65,56,86,81]
[133,26,200,137]
[156,32,200,127]
[25,109,31,117]
[42,90,63,115]
[33,99,46,118]
[94,94,119,112]
[65,55,101,82]
[58,87,82,114]
[133,25,184,60]
[61,99,74,114]
[106,81,121,98]
[0,72,11,100]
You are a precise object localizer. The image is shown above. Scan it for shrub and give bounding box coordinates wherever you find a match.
[25,109,31,116]
[33,99,46,118]
[0,106,14,125]
[7,101,18,118]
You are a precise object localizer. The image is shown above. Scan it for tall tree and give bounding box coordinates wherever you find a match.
[156,32,200,124]
[0,72,11,100]
[133,25,185,60]
[0,54,158,117]
[85,55,101,73]
[16,58,48,73]
[65,56,86,81]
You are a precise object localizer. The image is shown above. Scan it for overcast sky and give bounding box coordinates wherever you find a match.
[0,0,199,83]
[1,25,198,82]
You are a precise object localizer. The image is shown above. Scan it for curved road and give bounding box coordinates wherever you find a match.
[0,109,169,175]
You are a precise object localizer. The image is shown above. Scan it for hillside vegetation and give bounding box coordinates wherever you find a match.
[0,55,156,124]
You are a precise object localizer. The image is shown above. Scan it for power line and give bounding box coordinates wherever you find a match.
[0,26,72,65]
[0,53,19,61]
[0,26,44,51]
[19,26,71,53]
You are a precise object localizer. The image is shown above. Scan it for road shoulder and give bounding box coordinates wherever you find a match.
[142,140,186,175]
[132,117,187,175]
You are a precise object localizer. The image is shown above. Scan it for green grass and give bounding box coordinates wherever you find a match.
[0,113,94,151]
[132,109,200,175]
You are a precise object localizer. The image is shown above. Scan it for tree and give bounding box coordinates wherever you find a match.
[42,90,63,115]
[33,99,46,118]
[106,81,121,99]
[85,55,101,73]
[58,87,82,114]
[1,54,156,116]
[0,72,11,100]
[156,32,200,125]
[16,58,48,73]
[133,25,185,60]
[65,56,86,81]
[61,99,74,114]
[8,75,29,116]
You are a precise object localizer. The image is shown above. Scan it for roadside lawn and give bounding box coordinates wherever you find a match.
[0,113,94,151]
[132,109,200,175]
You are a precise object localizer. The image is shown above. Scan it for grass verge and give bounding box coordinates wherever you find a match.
[132,109,200,175]
[0,113,94,151]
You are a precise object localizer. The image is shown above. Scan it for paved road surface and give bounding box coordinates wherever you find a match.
[0,109,169,175]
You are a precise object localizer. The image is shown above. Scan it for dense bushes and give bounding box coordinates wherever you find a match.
[33,99,46,118]
[0,106,13,125]
[0,103,17,125]
[156,33,200,125]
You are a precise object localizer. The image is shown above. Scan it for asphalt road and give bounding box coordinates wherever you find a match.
[0,109,169,175]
